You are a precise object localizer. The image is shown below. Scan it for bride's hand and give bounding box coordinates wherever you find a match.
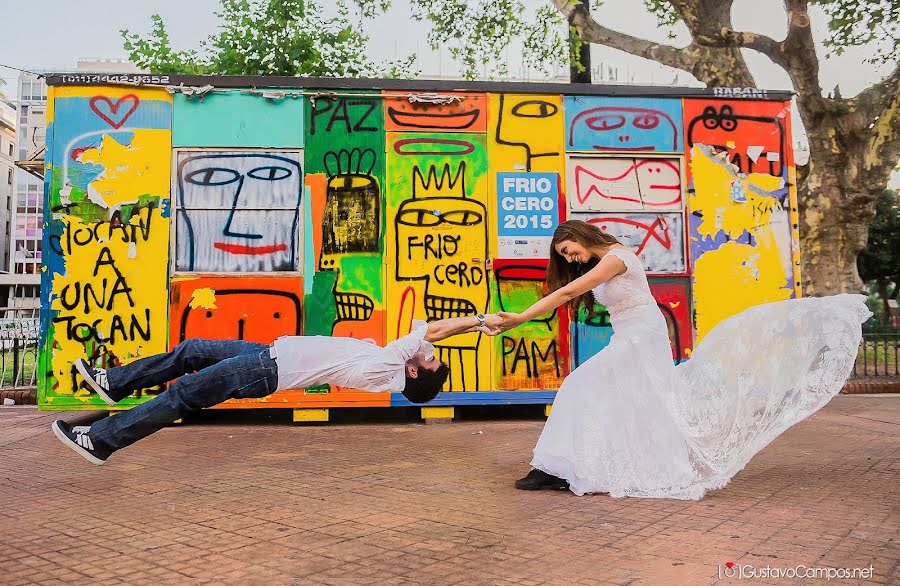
[498,311,525,331]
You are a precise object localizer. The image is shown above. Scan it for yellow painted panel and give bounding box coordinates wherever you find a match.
[293,408,330,422]
[421,406,454,420]
[78,129,171,209]
[384,132,493,392]
[487,93,566,255]
[689,145,794,341]
[49,206,171,399]
[487,93,565,173]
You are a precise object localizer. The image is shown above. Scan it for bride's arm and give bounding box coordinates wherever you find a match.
[501,255,627,329]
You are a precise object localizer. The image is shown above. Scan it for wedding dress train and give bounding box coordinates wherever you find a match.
[532,248,871,499]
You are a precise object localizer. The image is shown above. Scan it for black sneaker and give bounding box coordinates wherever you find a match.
[514,469,569,491]
[51,420,109,465]
[74,358,116,406]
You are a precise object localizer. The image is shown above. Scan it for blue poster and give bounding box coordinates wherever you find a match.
[496,172,560,259]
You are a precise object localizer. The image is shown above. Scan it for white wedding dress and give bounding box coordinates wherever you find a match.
[531,248,872,500]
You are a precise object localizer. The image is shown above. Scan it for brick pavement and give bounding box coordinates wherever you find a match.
[0,396,897,585]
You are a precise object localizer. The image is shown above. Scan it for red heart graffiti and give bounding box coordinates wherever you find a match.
[89,94,140,129]
[726,562,734,568]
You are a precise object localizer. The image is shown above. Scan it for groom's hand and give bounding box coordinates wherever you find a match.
[484,313,504,329]
[473,313,505,336]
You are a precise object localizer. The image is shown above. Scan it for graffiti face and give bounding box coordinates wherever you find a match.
[686,104,787,176]
[572,107,679,151]
[319,148,382,325]
[384,92,487,132]
[396,196,488,319]
[494,95,563,171]
[176,152,302,272]
[320,147,381,269]
[171,283,303,345]
[566,97,684,153]
[569,157,682,212]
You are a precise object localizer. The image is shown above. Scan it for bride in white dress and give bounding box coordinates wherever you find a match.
[487,220,872,500]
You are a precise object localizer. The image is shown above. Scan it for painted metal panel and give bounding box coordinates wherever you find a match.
[173,150,303,272]
[40,87,172,408]
[576,212,686,274]
[565,96,684,153]
[683,99,799,341]
[173,92,304,147]
[566,156,683,212]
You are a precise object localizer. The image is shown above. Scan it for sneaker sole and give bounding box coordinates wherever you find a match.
[51,421,106,465]
[75,359,116,406]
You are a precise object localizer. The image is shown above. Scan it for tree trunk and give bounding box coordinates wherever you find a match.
[876,279,890,323]
[797,89,896,296]
[797,164,876,296]
[797,154,875,296]
[569,0,592,83]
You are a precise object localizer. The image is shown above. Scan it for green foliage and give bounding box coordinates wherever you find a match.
[859,189,900,327]
[410,0,569,80]
[814,0,898,64]
[859,189,900,286]
[642,0,680,40]
[121,0,417,77]
[413,0,898,79]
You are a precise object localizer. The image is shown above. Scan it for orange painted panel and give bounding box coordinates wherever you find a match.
[384,91,488,132]
[169,276,304,348]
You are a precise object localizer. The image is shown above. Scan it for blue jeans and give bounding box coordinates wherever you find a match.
[89,338,278,455]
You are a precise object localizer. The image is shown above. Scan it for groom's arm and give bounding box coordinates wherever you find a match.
[425,314,503,343]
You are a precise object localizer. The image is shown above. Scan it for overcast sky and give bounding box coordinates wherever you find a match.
[2,0,894,93]
[2,0,897,185]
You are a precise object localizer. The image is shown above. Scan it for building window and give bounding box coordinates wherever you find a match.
[7,168,11,184]
[7,143,11,157]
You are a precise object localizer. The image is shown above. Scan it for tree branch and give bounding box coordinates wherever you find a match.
[553,0,755,86]
[781,0,825,108]
[694,29,787,68]
[552,0,690,72]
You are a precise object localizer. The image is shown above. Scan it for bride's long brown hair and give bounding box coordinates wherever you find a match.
[546,220,621,316]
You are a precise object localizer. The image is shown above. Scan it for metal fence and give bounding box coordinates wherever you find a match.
[0,313,896,391]
[852,333,900,379]
[0,310,40,390]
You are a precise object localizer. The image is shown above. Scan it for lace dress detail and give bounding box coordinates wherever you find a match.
[530,247,871,500]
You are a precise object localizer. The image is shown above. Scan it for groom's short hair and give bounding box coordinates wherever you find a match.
[401,363,449,404]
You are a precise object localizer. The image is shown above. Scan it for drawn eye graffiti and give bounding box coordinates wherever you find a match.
[587,114,626,131]
[246,166,292,181]
[632,114,660,130]
[510,100,559,119]
[185,168,241,187]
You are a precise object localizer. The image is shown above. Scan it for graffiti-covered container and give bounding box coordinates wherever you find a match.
[39,75,798,412]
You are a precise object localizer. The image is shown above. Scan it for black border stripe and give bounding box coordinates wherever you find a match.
[45,73,793,101]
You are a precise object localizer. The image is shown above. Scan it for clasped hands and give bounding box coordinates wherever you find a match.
[474,312,524,336]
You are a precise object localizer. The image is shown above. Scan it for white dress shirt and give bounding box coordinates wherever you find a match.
[271,320,435,392]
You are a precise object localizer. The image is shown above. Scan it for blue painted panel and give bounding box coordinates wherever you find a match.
[173,93,304,147]
[565,96,683,153]
[391,390,558,406]
[572,317,614,368]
